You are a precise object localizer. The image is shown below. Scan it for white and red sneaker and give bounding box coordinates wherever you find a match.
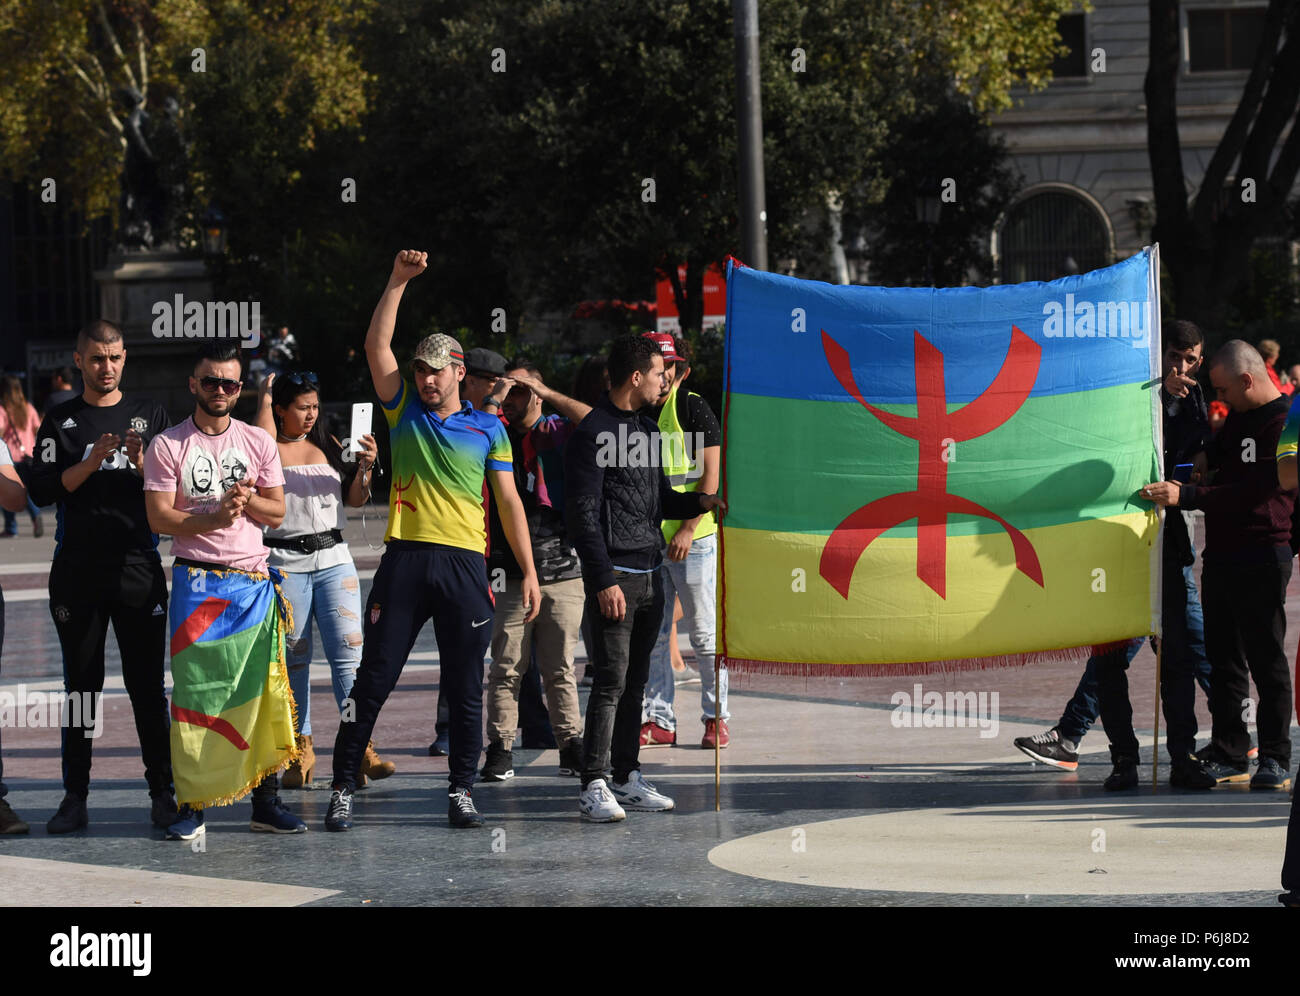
[639,722,676,748]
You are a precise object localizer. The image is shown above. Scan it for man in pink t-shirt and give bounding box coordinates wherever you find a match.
[143,343,301,840]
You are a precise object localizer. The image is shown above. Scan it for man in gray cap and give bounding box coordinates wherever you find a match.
[326,250,540,831]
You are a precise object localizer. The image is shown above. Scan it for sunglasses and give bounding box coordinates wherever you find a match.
[199,376,243,394]
[284,371,319,388]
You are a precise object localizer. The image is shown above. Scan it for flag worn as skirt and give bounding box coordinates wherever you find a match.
[168,564,299,808]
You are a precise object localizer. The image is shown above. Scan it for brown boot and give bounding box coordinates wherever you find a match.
[282,734,315,789]
[362,741,396,781]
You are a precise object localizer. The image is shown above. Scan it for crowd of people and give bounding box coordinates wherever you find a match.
[0,248,726,839]
[1,258,1296,904]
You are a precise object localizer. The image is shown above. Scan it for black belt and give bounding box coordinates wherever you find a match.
[264,529,344,554]
[173,556,232,572]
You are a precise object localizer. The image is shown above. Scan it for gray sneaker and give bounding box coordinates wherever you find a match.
[1013,727,1079,771]
[1251,757,1291,791]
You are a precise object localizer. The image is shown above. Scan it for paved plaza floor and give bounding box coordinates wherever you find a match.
[1,514,1296,908]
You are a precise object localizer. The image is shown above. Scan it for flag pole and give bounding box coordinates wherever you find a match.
[715,656,722,811]
[1153,640,1162,789]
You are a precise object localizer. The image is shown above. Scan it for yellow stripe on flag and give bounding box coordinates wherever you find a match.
[721,511,1157,667]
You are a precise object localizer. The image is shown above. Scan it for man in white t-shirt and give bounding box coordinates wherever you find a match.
[143,343,300,840]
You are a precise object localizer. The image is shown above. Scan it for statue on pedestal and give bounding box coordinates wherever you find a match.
[117,87,187,250]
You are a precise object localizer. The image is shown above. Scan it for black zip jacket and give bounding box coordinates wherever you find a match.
[564,393,706,595]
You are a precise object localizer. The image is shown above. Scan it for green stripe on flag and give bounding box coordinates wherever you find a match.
[727,381,1158,536]
[170,597,279,716]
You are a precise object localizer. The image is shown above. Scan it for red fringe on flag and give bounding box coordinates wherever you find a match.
[721,640,1142,678]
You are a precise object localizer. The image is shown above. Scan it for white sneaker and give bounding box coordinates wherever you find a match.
[611,770,674,812]
[579,778,626,822]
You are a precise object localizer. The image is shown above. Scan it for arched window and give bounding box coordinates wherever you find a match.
[999,189,1111,283]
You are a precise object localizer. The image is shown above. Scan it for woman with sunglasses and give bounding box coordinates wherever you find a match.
[255,370,395,787]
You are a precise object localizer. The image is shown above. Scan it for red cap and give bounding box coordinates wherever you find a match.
[642,332,682,363]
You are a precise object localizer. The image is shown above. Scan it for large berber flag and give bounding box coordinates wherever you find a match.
[719,248,1163,674]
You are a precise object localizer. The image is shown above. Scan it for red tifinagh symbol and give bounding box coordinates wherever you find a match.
[392,474,416,513]
[818,327,1045,599]
[170,704,251,750]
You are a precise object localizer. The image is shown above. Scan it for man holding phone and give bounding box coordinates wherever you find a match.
[28,319,178,834]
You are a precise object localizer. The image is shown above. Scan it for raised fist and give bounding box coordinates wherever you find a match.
[391,250,428,284]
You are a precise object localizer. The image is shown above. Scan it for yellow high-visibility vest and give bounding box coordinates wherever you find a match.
[658,380,717,543]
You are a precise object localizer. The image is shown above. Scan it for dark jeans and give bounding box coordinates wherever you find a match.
[581,570,664,787]
[518,648,556,747]
[251,771,280,803]
[1203,551,1294,767]
[436,647,552,747]
[334,542,494,792]
[1059,559,1210,759]
[50,558,172,798]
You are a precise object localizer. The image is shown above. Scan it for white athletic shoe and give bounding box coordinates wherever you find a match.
[611,770,675,812]
[578,778,626,822]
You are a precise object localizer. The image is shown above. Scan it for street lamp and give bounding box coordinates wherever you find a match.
[201,204,227,256]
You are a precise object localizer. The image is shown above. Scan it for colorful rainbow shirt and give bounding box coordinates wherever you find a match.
[382,381,513,553]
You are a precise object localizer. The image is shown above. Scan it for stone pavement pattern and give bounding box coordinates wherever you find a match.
[0,515,1294,905]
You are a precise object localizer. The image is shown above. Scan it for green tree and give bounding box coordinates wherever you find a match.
[846,81,1022,287]
[356,0,1077,336]
[1146,0,1300,333]
[0,0,371,235]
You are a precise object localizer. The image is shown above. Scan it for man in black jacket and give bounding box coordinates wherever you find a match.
[565,335,725,822]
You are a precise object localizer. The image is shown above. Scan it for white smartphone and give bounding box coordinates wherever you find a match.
[348,403,373,458]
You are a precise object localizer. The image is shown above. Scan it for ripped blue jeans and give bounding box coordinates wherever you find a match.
[279,563,364,737]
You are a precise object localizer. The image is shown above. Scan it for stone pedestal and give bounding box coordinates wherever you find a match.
[94,250,244,420]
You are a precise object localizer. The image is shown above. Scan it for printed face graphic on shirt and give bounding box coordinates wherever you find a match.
[220,449,251,491]
[186,451,217,498]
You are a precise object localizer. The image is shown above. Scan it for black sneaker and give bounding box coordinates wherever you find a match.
[480,740,514,781]
[1170,755,1217,789]
[448,788,485,828]
[558,738,583,777]
[150,791,179,829]
[1104,756,1138,791]
[1013,727,1079,771]
[1193,747,1250,784]
[324,788,354,832]
[1251,757,1291,791]
[428,734,449,757]
[46,793,88,834]
[249,796,307,833]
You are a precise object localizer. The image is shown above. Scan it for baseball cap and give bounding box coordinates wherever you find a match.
[414,333,465,370]
[642,332,682,363]
[464,347,508,378]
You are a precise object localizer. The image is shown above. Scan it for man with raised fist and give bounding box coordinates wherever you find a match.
[325,250,539,832]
